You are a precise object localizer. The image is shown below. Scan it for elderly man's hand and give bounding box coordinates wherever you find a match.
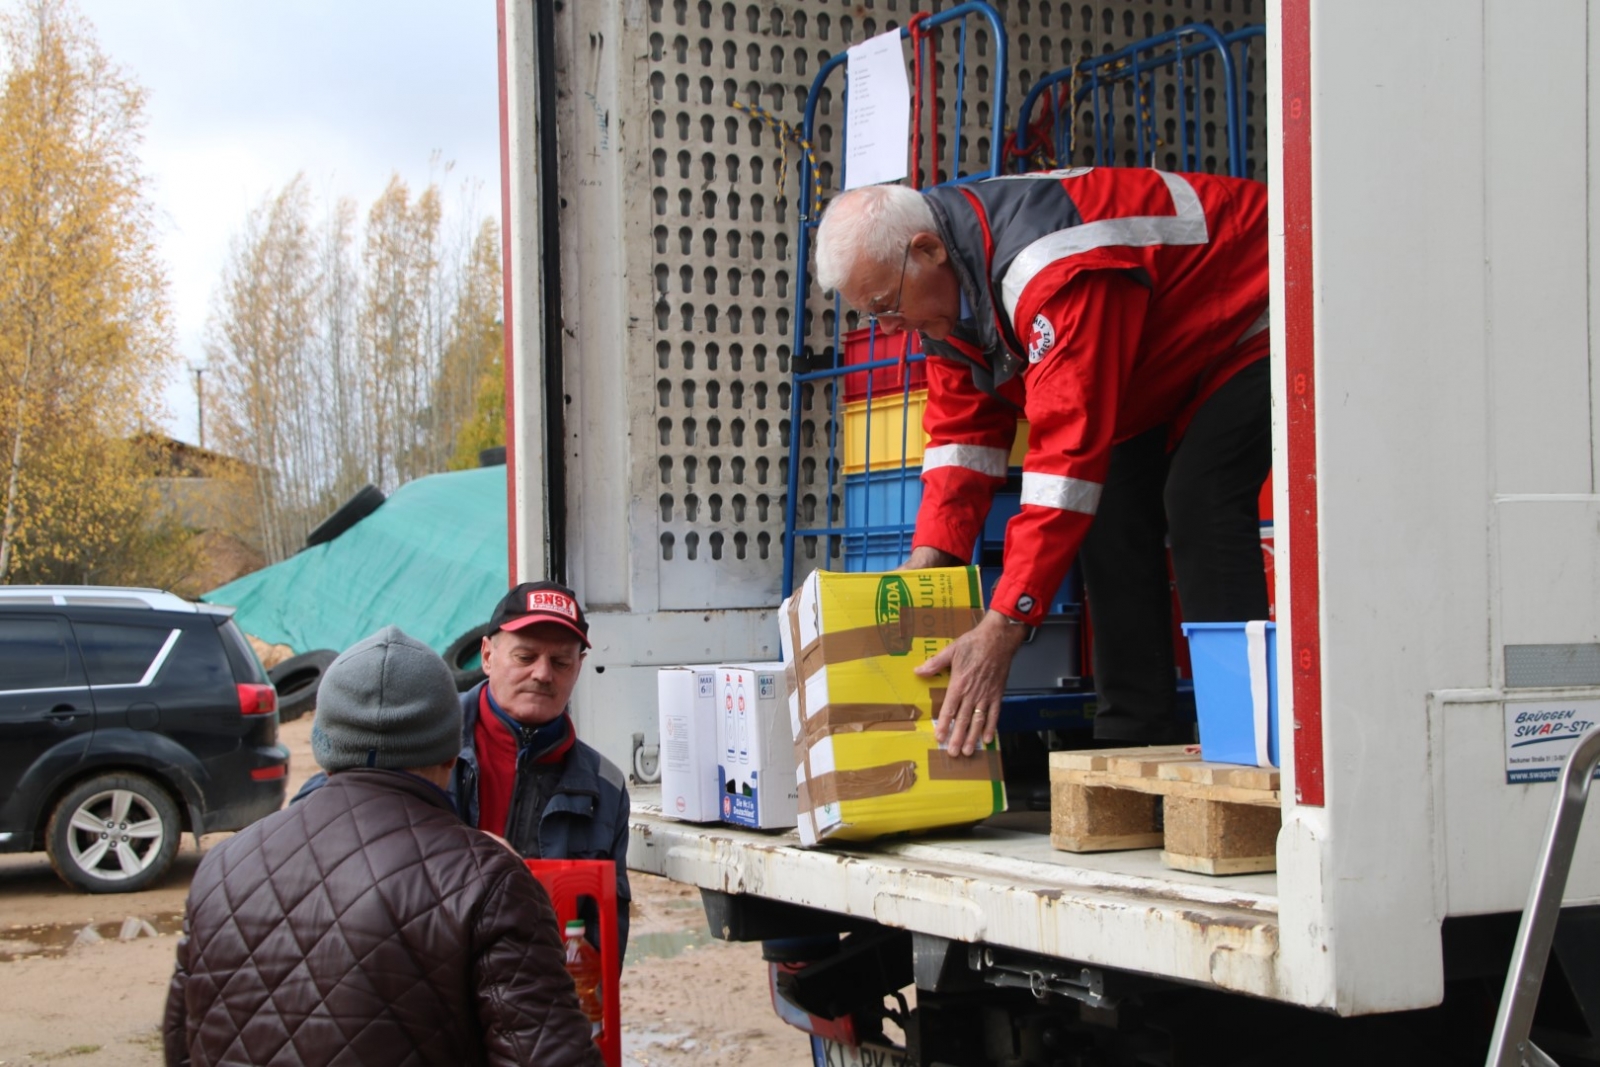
[898,546,964,571]
[915,610,1028,757]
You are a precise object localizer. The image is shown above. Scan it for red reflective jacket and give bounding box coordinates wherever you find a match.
[913,168,1269,624]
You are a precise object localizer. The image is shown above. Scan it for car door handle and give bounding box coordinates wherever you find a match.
[48,705,85,721]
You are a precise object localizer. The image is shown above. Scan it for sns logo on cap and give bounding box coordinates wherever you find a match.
[528,590,578,620]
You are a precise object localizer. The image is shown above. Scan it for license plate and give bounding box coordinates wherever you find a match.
[817,1038,915,1067]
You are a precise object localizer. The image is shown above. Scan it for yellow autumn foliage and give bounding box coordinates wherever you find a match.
[0,0,180,584]
[446,219,505,471]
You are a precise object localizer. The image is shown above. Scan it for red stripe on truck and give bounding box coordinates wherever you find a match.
[1281,0,1324,806]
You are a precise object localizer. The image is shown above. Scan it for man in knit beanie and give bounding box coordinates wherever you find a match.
[164,627,603,1067]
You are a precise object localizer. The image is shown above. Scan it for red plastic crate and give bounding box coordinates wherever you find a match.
[526,859,621,1067]
[840,326,927,402]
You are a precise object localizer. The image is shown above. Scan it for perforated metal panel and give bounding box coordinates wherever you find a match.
[639,0,1266,609]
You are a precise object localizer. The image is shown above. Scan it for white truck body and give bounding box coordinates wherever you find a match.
[497,0,1600,1024]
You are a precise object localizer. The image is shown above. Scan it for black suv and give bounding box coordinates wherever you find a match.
[0,586,289,892]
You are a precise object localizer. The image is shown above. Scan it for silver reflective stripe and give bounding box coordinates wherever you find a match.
[989,166,1096,182]
[924,444,1010,478]
[1000,171,1211,324]
[1021,471,1103,515]
[1238,304,1270,343]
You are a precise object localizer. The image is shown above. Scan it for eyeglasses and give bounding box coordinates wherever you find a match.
[866,243,912,327]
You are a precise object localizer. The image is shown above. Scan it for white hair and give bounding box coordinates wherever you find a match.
[814,184,936,293]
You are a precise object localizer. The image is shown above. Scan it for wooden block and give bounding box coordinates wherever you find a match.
[1053,770,1280,808]
[1102,748,1203,780]
[1160,851,1279,876]
[1161,796,1279,874]
[1048,744,1195,775]
[1050,779,1163,853]
[1161,761,1280,792]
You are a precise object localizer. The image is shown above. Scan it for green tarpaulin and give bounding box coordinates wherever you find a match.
[204,466,508,657]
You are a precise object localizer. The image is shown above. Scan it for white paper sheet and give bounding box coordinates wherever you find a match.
[844,29,910,190]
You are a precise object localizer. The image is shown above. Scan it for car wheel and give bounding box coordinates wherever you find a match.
[444,624,493,692]
[269,648,339,723]
[46,773,181,893]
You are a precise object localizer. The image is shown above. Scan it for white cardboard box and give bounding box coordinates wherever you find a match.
[656,666,721,822]
[715,662,797,829]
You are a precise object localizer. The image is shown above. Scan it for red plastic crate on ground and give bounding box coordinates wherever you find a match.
[526,859,621,1067]
[840,326,927,402]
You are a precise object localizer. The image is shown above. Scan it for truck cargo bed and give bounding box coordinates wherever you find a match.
[628,788,1284,1000]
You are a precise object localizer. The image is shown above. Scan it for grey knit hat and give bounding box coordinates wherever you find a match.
[311,626,462,773]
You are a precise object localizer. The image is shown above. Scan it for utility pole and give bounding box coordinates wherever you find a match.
[191,364,205,449]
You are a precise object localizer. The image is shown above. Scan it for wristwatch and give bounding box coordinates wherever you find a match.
[1000,612,1037,644]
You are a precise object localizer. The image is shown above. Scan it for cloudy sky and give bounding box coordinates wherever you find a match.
[76,0,502,445]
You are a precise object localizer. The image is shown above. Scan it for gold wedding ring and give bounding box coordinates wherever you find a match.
[971,706,986,720]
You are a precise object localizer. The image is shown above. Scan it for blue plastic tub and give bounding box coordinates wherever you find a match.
[1181,621,1278,767]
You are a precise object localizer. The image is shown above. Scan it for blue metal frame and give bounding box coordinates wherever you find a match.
[1011,23,1264,177]
[782,2,1009,599]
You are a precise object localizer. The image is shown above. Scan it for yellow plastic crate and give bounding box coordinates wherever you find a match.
[842,390,1030,474]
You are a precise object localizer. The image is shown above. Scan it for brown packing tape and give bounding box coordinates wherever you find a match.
[800,606,984,671]
[820,702,925,727]
[786,605,825,788]
[801,717,918,750]
[927,748,1004,781]
[805,761,919,808]
[785,607,808,724]
[799,699,924,749]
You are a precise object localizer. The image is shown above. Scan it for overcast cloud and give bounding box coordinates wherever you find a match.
[75,0,501,445]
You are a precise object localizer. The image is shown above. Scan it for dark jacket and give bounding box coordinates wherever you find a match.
[455,682,633,958]
[163,768,603,1067]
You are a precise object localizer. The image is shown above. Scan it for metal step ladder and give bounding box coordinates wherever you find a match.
[1487,724,1600,1067]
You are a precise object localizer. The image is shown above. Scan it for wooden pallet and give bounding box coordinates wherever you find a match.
[1048,746,1281,875]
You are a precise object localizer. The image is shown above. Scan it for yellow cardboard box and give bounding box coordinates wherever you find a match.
[778,567,1007,845]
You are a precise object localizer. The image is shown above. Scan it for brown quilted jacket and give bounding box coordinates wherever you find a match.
[163,768,604,1067]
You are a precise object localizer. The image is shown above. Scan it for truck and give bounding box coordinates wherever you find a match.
[493,0,1600,1063]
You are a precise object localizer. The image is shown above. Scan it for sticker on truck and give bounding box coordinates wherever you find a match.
[1504,699,1600,783]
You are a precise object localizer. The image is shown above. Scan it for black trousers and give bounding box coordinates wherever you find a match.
[1077,357,1272,743]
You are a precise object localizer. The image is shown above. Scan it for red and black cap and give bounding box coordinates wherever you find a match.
[488,580,590,648]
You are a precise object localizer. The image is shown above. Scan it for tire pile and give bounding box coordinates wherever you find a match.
[268,650,339,723]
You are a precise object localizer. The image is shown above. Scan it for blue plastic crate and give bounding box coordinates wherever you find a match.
[841,530,918,572]
[1181,621,1278,767]
[984,490,1022,551]
[843,469,924,529]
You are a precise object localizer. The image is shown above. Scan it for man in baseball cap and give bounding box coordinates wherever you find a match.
[457,580,631,959]
[168,628,604,1066]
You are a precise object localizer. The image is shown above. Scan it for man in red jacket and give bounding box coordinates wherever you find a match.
[815,168,1271,756]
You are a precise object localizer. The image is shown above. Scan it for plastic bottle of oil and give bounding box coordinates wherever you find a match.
[563,919,604,1036]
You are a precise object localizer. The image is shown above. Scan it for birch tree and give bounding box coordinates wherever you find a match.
[204,176,320,560]
[444,218,505,470]
[207,172,501,562]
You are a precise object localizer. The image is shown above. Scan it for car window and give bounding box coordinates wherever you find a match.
[216,619,269,685]
[74,622,179,687]
[0,617,85,691]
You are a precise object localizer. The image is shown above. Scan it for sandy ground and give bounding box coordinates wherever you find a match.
[0,716,810,1066]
